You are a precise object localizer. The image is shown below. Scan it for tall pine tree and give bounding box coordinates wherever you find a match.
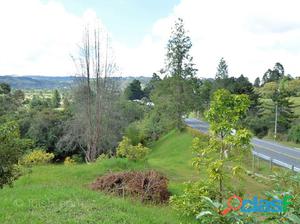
[151,18,197,130]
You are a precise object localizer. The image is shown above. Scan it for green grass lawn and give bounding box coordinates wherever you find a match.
[0,129,270,224]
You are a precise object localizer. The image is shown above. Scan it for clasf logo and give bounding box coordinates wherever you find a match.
[221,195,292,215]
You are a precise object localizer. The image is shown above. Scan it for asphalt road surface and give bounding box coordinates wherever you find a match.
[185,118,300,172]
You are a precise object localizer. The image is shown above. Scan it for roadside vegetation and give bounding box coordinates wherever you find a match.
[0,18,300,223]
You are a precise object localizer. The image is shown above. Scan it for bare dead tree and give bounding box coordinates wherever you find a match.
[58,23,120,162]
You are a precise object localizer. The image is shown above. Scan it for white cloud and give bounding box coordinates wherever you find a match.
[116,0,300,81]
[1,0,300,81]
[0,0,102,76]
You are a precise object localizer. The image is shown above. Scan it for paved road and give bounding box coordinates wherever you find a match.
[185,118,300,172]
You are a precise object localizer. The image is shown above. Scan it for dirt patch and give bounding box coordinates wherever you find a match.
[90,170,170,203]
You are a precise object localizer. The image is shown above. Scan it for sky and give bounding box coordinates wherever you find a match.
[0,0,300,81]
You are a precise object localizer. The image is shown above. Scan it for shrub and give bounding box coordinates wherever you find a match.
[288,125,300,143]
[90,170,170,203]
[170,181,218,217]
[116,137,149,161]
[64,156,76,165]
[125,122,143,145]
[0,121,29,188]
[20,149,54,166]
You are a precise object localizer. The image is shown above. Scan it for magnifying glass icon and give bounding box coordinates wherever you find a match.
[221,195,243,215]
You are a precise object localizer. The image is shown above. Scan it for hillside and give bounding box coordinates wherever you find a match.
[0,129,270,224]
[0,76,151,90]
[0,130,196,224]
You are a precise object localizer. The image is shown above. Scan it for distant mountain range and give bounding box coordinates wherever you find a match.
[0,75,151,90]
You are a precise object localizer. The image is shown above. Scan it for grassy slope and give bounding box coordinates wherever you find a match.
[0,129,269,223]
[0,130,197,224]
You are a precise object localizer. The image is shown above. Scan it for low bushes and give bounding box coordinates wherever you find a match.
[20,149,54,166]
[64,156,76,165]
[90,170,170,203]
[116,137,149,161]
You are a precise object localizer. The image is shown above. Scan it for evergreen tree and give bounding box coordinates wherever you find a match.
[124,79,144,100]
[264,79,297,136]
[151,18,197,130]
[166,18,197,79]
[52,89,61,108]
[254,77,260,87]
[215,57,228,79]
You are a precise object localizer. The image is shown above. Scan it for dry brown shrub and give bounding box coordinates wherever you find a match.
[90,170,170,203]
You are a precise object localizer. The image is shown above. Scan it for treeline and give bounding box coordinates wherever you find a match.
[1,18,300,188]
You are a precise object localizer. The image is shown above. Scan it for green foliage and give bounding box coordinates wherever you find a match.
[124,79,144,100]
[215,57,228,80]
[64,156,76,166]
[125,121,143,145]
[0,82,11,94]
[143,73,161,98]
[254,77,260,87]
[288,125,300,143]
[51,89,61,108]
[170,181,218,217]
[150,18,198,131]
[263,172,300,223]
[193,89,252,202]
[0,86,24,117]
[0,121,28,188]
[20,149,54,166]
[116,137,149,161]
[29,94,51,109]
[166,18,197,79]
[262,62,285,85]
[25,108,68,157]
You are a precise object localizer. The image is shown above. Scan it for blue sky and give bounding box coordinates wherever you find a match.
[42,0,180,47]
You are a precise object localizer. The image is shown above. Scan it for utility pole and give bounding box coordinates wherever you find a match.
[274,102,278,140]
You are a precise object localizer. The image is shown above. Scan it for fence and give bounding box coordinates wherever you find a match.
[252,151,300,173]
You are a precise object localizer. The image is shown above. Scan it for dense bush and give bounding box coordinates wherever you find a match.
[20,149,54,166]
[288,125,300,143]
[124,122,143,145]
[0,121,26,188]
[170,181,217,217]
[91,170,170,203]
[116,137,149,161]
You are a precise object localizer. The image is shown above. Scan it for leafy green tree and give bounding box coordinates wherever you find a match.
[144,73,161,99]
[151,18,197,130]
[51,89,61,108]
[165,18,197,79]
[262,62,285,85]
[26,109,69,158]
[0,86,24,117]
[192,89,252,202]
[124,79,144,100]
[0,83,11,94]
